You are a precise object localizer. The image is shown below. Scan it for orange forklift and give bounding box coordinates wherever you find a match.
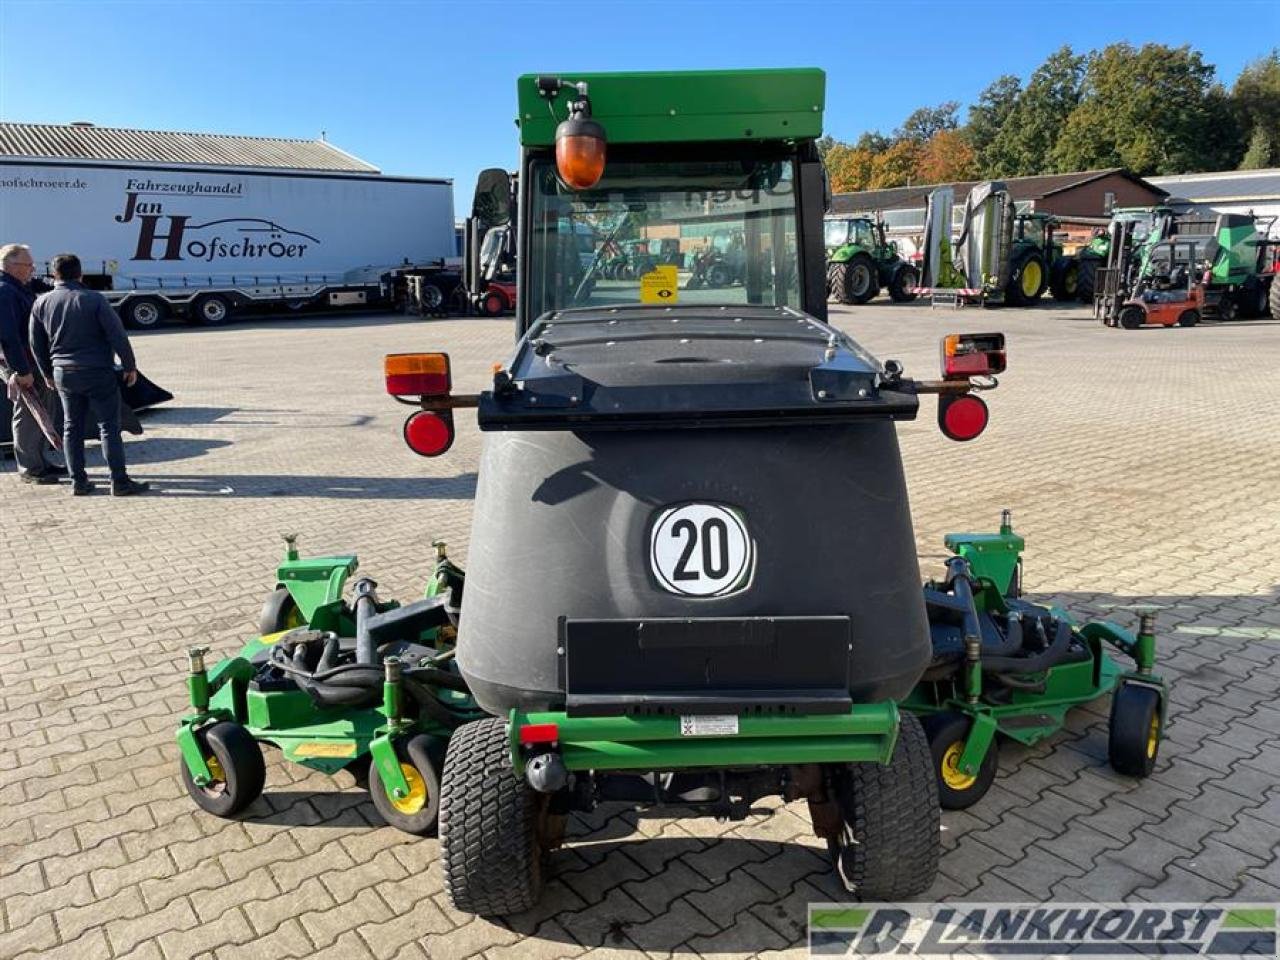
[1113,238,1205,330]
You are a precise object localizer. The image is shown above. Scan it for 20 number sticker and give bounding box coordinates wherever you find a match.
[650,503,754,597]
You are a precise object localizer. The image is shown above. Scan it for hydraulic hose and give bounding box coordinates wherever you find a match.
[979,618,1072,674]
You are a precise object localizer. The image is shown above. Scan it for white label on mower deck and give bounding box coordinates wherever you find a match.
[679,715,739,737]
[650,502,754,597]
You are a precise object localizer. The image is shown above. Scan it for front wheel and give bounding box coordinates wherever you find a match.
[921,713,998,810]
[180,721,266,818]
[827,712,940,899]
[369,734,443,835]
[122,297,168,330]
[1109,683,1162,777]
[441,717,547,916]
[1119,305,1145,329]
[846,255,878,304]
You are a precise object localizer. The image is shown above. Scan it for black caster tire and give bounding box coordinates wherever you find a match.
[1109,683,1162,777]
[827,712,940,899]
[369,734,443,835]
[258,587,304,635]
[921,712,999,810]
[441,717,545,916]
[180,721,266,818]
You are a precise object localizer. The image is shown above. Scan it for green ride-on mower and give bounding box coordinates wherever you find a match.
[378,68,1023,916]
[176,535,478,834]
[824,215,918,304]
[905,511,1165,808]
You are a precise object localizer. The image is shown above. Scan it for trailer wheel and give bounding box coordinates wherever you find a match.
[369,734,443,835]
[888,265,919,302]
[1177,309,1200,327]
[191,294,232,325]
[1119,305,1145,329]
[417,282,445,314]
[441,717,546,916]
[180,721,266,818]
[1109,683,1162,777]
[828,712,939,899]
[921,712,998,810]
[122,297,168,330]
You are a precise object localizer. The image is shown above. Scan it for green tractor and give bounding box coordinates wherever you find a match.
[824,215,918,304]
[1006,212,1062,306]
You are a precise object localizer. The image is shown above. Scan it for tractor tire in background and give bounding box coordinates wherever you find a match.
[1271,276,1280,321]
[827,712,940,898]
[1006,252,1047,306]
[1049,258,1080,302]
[1075,257,1099,304]
[888,265,919,303]
[829,254,878,305]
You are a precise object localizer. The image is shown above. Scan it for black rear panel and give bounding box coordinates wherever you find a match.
[561,616,853,716]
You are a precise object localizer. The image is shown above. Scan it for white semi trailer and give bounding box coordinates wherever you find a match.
[1,149,460,327]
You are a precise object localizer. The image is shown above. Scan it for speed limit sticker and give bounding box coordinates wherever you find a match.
[650,502,754,598]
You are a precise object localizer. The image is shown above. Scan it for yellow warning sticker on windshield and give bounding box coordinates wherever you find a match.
[640,265,678,304]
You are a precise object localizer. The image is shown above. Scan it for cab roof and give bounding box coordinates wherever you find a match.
[516,69,824,148]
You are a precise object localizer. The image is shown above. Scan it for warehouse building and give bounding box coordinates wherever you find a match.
[833,168,1167,253]
[1147,168,1280,226]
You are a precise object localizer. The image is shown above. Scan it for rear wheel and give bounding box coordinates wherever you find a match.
[827,261,850,303]
[441,717,547,916]
[706,262,731,287]
[180,722,266,817]
[1007,253,1047,306]
[1050,258,1079,301]
[1119,305,1145,329]
[191,294,232,325]
[921,712,999,810]
[1076,257,1099,303]
[122,297,168,330]
[827,712,940,899]
[1177,309,1200,327]
[369,734,443,835]
[1269,276,1280,321]
[888,265,918,302]
[1109,683,1162,777]
[480,289,507,316]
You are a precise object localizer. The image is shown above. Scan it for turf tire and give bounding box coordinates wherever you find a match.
[1109,683,1162,777]
[828,712,940,899]
[441,717,544,916]
[180,721,266,818]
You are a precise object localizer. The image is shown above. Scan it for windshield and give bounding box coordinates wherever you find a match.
[525,156,801,318]
[824,219,851,248]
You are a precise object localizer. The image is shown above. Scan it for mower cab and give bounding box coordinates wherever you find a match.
[383,68,1012,915]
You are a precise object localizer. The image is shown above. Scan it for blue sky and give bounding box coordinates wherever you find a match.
[2,0,1276,210]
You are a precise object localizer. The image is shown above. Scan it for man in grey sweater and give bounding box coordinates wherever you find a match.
[30,254,149,496]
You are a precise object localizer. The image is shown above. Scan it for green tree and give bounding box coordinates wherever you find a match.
[1232,51,1280,168]
[815,135,839,159]
[1052,43,1240,174]
[965,75,1021,170]
[855,130,891,153]
[986,46,1086,176]
[894,102,960,143]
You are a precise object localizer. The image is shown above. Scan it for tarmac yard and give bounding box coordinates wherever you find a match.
[1,301,1278,959]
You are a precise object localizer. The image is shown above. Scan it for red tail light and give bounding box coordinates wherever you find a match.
[942,333,1006,379]
[403,410,455,457]
[938,393,989,442]
[519,722,559,745]
[385,353,451,397]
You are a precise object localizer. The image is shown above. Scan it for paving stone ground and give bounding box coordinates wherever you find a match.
[2,301,1278,960]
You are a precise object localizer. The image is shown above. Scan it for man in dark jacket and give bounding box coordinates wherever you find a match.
[30,254,149,496]
[1,243,66,484]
